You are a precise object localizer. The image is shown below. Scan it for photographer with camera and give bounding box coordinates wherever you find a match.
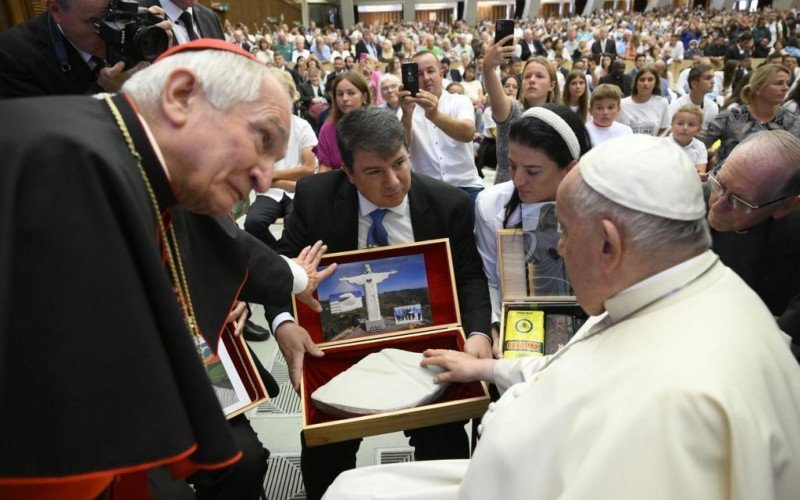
[0,0,171,98]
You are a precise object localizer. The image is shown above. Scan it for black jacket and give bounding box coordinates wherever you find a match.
[0,12,100,98]
[271,170,492,337]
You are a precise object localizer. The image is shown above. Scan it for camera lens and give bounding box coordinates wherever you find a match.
[136,25,169,62]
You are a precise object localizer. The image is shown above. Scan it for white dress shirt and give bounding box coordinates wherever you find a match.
[160,0,193,45]
[356,192,414,249]
[408,90,482,189]
[258,115,317,201]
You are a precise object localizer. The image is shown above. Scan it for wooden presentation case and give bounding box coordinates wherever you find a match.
[496,229,587,356]
[293,239,490,447]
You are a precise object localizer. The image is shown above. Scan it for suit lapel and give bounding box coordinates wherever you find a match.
[334,179,359,251]
[408,177,429,242]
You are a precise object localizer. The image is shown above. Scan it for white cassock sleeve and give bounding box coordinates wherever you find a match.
[323,460,467,500]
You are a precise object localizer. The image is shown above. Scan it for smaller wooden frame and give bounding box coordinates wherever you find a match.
[212,328,268,419]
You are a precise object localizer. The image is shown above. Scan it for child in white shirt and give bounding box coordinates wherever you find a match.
[668,104,707,175]
[585,84,633,146]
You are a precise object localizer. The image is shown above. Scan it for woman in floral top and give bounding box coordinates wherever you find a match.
[700,64,800,164]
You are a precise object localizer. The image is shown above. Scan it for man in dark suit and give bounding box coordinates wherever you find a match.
[268,106,492,500]
[440,57,462,82]
[298,67,326,118]
[325,55,346,92]
[707,130,800,358]
[725,31,753,62]
[355,29,381,61]
[517,28,545,61]
[599,59,633,96]
[591,27,617,56]
[139,0,224,44]
[0,0,160,98]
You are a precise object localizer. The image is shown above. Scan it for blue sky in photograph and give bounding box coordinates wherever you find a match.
[317,254,429,301]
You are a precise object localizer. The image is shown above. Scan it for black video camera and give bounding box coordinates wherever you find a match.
[95,0,169,70]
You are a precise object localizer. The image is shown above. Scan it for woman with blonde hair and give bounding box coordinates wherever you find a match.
[316,72,372,172]
[484,39,561,183]
[700,64,800,163]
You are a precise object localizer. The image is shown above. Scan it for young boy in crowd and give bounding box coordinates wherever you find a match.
[668,104,707,175]
[585,84,633,146]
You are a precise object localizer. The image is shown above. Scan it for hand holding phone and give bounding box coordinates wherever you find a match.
[494,19,514,47]
[401,62,419,97]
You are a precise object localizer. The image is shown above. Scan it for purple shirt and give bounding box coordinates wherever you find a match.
[315,119,343,169]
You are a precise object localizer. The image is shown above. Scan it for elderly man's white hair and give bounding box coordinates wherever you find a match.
[379,73,401,86]
[122,50,287,112]
[734,130,800,199]
[566,135,712,260]
[566,177,711,260]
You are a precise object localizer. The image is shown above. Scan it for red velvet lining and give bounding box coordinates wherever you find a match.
[296,242,458,344]
[302,329,485,425]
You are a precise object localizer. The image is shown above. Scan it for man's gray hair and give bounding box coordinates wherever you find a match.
[737,130,800,198]
[337,107,407,170]
[568,174,711,259]
[122,50,287,112]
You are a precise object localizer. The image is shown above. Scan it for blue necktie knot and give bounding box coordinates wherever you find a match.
[367,209,389,247]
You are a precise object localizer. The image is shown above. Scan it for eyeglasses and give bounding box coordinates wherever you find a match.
[707,162,793,213]
[380,83,400,92]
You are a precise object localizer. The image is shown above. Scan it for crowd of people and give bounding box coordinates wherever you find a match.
[2,2,800,499]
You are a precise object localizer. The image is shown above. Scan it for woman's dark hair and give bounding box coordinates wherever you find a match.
[723,72,752,110]
[463,64,477,80]
[502,103,593,227]
[786,78,800,106]
[631,66,662,98]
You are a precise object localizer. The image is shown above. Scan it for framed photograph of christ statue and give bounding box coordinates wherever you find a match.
[293,239,462,348]
[316,254,433,342]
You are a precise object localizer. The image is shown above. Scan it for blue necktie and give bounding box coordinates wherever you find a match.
[367,209,389,247]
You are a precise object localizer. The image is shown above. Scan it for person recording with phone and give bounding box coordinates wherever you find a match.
[397,51,485,206]
[0,0,171,98]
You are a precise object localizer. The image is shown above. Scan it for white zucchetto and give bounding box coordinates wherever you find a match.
[579,135,706,221]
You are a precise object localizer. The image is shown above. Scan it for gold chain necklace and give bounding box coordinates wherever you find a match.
[103,94,204,357]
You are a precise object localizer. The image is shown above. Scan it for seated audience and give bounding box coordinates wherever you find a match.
[700,64,800,163]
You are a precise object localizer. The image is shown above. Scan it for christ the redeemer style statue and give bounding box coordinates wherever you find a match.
[340,264,397,322]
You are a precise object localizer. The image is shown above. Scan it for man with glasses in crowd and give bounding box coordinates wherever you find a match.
[707,130,800,357]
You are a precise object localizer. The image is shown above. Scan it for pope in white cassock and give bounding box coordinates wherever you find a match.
[323,135,800,500]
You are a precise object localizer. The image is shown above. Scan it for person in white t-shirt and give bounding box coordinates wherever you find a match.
[618,66,669,136]
[585,84,633,146]
[244,86,318,248]
[398,51,484,203]
[668,63,719,132]
[668,104,707,175]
